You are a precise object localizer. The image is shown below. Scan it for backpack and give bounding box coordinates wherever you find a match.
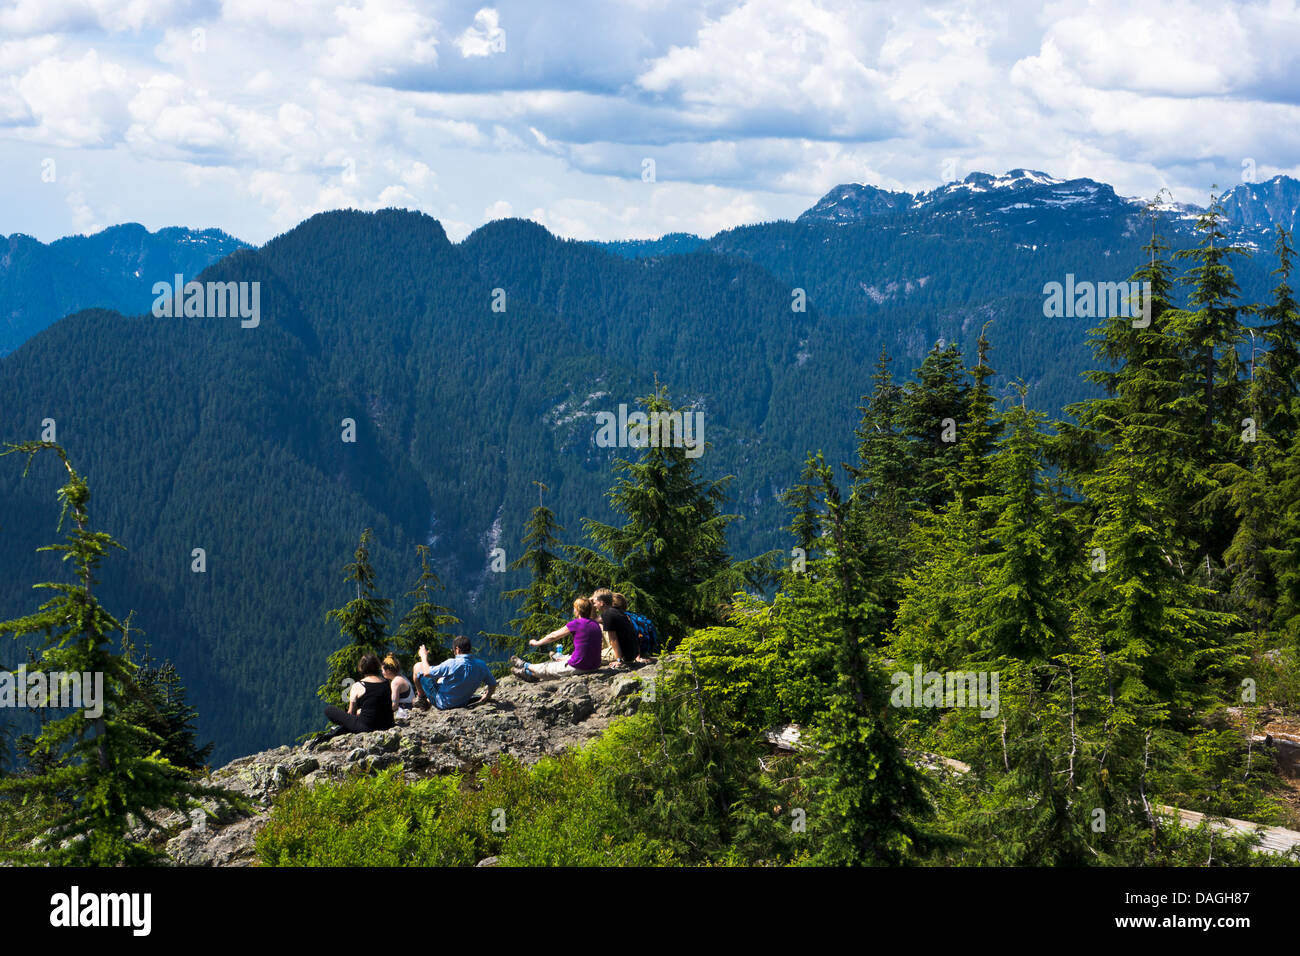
[625,611,661,655]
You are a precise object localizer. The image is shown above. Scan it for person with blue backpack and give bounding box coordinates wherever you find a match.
[613,592,659,661]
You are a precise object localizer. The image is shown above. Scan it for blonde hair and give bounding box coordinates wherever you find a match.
[381,654,402,673]
[612,592,628,610]
[592,588,614,606]
[574,596,594,618]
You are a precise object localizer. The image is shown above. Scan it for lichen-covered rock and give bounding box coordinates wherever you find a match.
[159,661,659,866]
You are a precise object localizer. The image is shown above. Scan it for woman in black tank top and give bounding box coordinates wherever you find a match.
[353,679,395,730]
[324,653,396,734]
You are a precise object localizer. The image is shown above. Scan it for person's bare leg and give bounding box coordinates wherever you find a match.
[413,648,433,707]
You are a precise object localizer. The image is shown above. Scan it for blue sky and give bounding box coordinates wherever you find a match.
[2,0,1298,245]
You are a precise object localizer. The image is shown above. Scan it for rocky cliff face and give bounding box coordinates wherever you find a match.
[162,664,657,866]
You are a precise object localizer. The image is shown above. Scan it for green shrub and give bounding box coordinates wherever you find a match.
[256,702,809,867]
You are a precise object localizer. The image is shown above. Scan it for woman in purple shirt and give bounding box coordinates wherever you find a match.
[511,597,603,681]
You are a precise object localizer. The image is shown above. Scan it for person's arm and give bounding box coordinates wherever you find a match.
[423,659,452,684]
[529,624,569,647]
[391,679,402,712]
[347,681,364,716]
[604,626,629,662]
[480,661,497,700]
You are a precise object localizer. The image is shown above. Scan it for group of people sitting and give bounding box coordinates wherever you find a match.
[509,588,656,682]
[322,636,497,735]
[321,588,659,735]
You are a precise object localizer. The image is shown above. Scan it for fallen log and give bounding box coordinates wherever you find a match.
[1154,805,1300,858]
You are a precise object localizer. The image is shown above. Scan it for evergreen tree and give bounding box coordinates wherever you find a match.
[890,493,981,670]
[968,390,1072,662]
[1256,227,1300,438]
[898,342,970,511]
[573,384,777,645]
[1074,426,1238,719]
[851,347,911,509]
[947,643,1166,866]
[1212,356,1284,643]
[318,528,391,705]
[844,348,913,628]
[1174,192,1247,441]
[1170,192,1249,561]
[503,491,569,636]
[392,544,459,670]
[956,327,1001,516]
[0,441,236,864]
[807,460,938,865]
[889,342,1006,670]
[1061,209,1183,473]
[1267,396,1300,641]
[119,621,213,772]
[780,451,825,567]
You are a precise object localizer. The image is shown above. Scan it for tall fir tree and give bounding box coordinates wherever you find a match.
[119,620,213,772]
[956,327,1002,516]
[318,528,391,705]
[779,451,826,581]
[392,544,459,670]
[572,384,777,645]
[1255,227,1300,438]
[851,346,912,509]
[1074,425,1239,721]
[845,348,913,629]
[1170,192,1249,562]
[1061,208,1183,470]
[0,442,236,864]
[968,390,1073,663]
[1266,395,1300,642]
[898,342,970,511]
[807,459,938,865]
[496,486,570,659]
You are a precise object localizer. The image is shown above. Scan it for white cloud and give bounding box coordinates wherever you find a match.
[1,0,1298,244]
[318,0,439,81]
[636,0,899,140]
[14,49,134,147]
[456,8,505,58]
[0,0,189,36]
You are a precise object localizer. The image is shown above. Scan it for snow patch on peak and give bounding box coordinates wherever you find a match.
[1001,169,1062,187]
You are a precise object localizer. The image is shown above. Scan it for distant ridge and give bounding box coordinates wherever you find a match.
[797,170,1300,237]
[1,223,248,355]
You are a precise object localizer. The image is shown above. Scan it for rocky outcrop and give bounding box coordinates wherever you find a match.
[161,664,657,866]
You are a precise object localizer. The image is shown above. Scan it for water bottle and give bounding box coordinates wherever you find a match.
[555,643,564,659]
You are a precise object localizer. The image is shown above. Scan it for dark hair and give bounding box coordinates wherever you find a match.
[453,635,472,654]
[357,653,382,677]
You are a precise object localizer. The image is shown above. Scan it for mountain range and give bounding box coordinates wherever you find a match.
[1,223,247,356]
[1,170,1297,762]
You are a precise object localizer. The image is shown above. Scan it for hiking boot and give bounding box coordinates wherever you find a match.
[511,663,537,683]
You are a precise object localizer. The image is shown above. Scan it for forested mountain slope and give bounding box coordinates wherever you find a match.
[3,172,1296,764]
[0,210,846,761]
